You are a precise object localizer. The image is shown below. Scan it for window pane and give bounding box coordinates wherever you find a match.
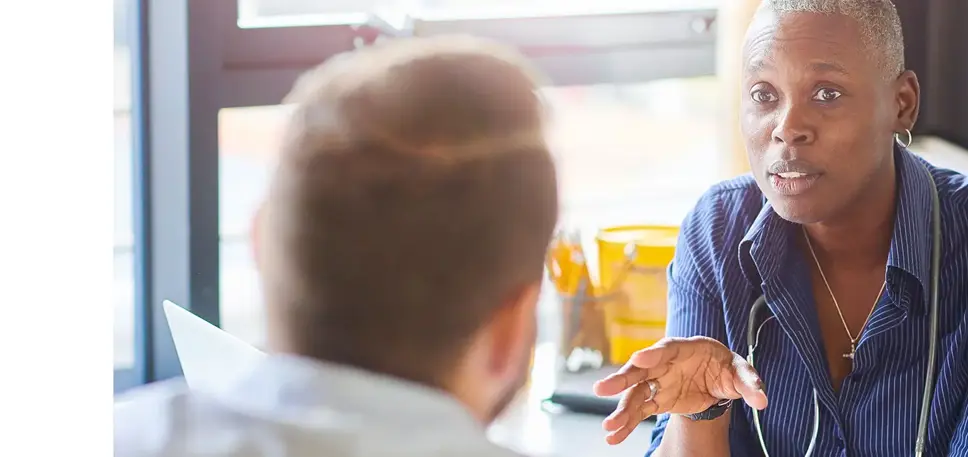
[217,76,723,353]
[549,77,720,229]
[114,0,135,369]
[218,106,288,347]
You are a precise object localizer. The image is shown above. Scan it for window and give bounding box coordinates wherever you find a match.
[134,0,727,388]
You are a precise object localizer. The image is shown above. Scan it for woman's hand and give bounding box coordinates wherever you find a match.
[593,336,768,445]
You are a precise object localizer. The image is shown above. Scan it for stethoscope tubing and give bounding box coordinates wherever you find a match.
[746,162,940,457]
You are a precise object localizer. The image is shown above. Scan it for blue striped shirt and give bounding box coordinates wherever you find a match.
[646,147,968,457]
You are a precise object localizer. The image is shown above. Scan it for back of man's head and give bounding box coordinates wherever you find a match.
[257,36,558,392]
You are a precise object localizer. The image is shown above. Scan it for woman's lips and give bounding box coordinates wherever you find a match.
[768,173,821,196]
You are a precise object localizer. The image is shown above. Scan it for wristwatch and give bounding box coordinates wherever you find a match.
[684,399,733,421]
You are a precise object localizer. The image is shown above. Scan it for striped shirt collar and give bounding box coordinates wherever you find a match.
[738,145,934,315]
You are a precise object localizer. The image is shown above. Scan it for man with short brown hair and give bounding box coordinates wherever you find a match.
[115,35,558,457]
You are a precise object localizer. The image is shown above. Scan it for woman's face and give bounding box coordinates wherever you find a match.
[740,10,918,224]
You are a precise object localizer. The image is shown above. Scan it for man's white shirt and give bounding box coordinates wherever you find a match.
[114,355,524,457]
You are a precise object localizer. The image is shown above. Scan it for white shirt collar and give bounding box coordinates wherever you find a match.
[222,353,484,433]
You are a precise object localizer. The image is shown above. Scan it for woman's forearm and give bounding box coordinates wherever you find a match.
[653,414,731,457]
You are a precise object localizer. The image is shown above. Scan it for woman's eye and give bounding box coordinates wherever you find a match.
[813,88,842,102]
[751,90,778,103]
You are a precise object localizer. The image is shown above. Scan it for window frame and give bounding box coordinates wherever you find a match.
[220,2,719,107]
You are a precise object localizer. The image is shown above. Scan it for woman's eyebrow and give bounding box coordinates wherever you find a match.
[809,61,850,75]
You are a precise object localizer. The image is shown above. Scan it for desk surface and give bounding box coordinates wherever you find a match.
[491,398,655,457]
[488,345,654,457]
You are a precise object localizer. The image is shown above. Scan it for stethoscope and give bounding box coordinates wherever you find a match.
[745,160,942,457]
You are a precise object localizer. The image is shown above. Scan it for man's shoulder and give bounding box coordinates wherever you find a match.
[114,380,279,457]
[112,379,529,457]
[113,380,212,457]
[114,378,192,421]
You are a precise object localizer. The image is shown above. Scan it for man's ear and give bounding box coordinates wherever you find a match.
[894,70,921,132]
[487,281,541,374]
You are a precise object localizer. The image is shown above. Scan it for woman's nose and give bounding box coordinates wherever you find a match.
[771,105,816,145]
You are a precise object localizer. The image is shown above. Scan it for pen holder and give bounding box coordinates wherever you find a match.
[546,230,608,373]
[556,283,610,373]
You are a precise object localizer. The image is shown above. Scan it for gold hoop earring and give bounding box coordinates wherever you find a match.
[895,128,913,148]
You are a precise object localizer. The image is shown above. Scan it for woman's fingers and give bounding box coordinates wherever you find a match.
[603,381,649,432]
[598,337,764,446]
[604,422,637,445]
[594,361,644,397]
[603,374,684,445]
[604,382,653,445]
[628,339,683,369]
[731,354,768,410]
[594,340,680,397]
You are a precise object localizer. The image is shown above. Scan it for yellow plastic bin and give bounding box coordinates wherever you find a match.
[597,225,678,365]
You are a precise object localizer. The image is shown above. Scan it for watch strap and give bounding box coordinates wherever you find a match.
[683,399,733,421]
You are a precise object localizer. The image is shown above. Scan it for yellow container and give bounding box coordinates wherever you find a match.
[596,225,678,365]
[609,321,668,366]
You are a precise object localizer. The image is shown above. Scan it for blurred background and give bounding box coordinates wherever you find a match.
[113,1,967,455]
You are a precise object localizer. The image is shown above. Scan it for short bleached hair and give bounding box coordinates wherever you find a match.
[758,0,906,78]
